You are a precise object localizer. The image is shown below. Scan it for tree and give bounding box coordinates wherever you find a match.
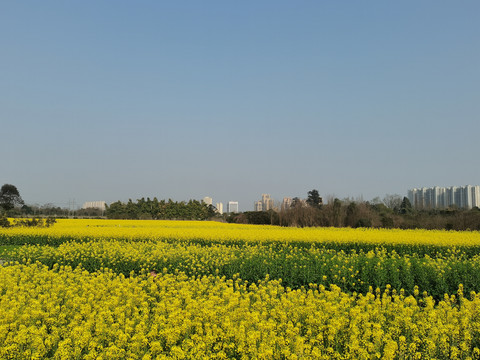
[105,201,128,219]
[290,197,302,208]
[0,184,24,212]
[344,201,358,227]
[400,197,413,215]
[383,194,402,210]
[306,189,323,208]
[332,198,342,227]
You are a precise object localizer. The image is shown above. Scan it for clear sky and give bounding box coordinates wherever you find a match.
[2,1,479,211]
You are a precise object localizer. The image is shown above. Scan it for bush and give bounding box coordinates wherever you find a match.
[355,218,372,228]
[0,214,10,228]
[4,217,57,228]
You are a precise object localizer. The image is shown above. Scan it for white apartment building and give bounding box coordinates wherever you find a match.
[203,197,213,206]
[82,201,106,211]
[408,185,480,210]
[254,194,274,211]
[227,201,239,213]
[215,202,223,215]
[261,194,274,211]
[282,197,293,210]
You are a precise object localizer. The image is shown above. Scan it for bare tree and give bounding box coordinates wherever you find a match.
[383,194,402,210]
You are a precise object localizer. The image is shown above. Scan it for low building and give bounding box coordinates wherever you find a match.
[82,201,106,211]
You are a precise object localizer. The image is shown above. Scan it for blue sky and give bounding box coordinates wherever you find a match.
[2,1,479,211]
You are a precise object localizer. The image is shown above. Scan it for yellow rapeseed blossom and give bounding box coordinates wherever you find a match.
[1,218,480,247]
[2,219,480,358]
[1,263,480,359]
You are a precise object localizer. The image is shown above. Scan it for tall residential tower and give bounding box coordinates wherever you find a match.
[227,201,239,213]
[408,185,480,209]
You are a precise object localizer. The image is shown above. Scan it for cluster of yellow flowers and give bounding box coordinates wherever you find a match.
[1,263,479,359]
[7,238,480,298]
[2,219,480,246]
[2,219,480,358]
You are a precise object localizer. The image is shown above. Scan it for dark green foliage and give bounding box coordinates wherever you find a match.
[21,204,34,215]
[400,197,413,214]
[0,184,24,212]
[306,189,323,208]
[105,197,215,220]
[242,210,279,225]
[381,215,394,228]
[355,218,372,228]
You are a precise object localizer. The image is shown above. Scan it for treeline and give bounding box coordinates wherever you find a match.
[229,194,480,231]
[5,204,88,218]
[106,198,216,220]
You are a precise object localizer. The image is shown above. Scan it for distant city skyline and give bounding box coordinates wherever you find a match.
[408,185,480,210]
[2,2,478,210]
[17,184,480,214]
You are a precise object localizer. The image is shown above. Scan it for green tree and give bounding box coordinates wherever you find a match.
[125,199,139,219]
[0,184,24,212]
[105,201,127,219]
[400,197,413,215]
[306,189,323,208]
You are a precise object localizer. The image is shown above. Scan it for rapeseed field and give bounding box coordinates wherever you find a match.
[1,220,480,359]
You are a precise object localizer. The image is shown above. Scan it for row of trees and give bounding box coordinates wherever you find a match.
[0,184,75,217]
[228,190,480,231]
[3,183,480,230]
[0,184,58,228]
[105,198,216,220]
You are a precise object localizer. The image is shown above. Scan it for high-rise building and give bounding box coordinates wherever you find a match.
[282,197,292,210]
[253,194,275,211]
[215,202,223,215]
[408,185,480,209]
[227,201,239,213]
[203,197,213,206]
[464,185,474,209]
[432,186,445,208]
[261,194,274,211]
[474,187,480,208]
